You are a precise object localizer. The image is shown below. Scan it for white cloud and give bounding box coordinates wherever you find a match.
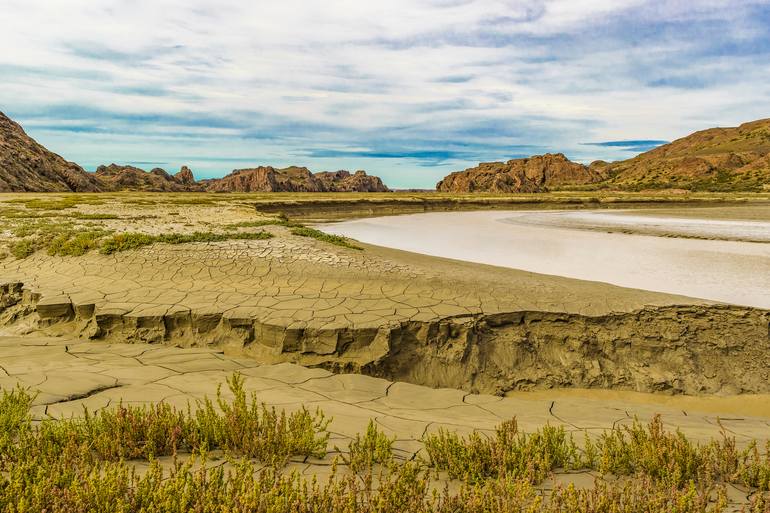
[0,0,768,187]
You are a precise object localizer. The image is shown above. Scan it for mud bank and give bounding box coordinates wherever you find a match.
[253,196,752,222]
[3,281,768,396]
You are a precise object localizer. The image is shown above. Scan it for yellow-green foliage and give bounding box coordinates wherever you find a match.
[2,383,767,512]
[47,230,111,256]
[290,226,363,250]
[424,419,581,484]
[344,420,395,473]
[18,373,329,465]
[99,230,274,254]
[9,239,38,259]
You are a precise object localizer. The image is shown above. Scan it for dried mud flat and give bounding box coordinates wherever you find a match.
[1,193,770,509]
[0,193,768,397]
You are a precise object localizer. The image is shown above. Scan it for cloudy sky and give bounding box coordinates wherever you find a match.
[1,0,768,188]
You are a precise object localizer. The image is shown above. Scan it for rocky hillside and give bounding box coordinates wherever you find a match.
[206,166,389,192]
[0,111,391,193]
[0,112,102,192]
[95,164,202,192]
[602,118,770,191]
[436,153,605,193]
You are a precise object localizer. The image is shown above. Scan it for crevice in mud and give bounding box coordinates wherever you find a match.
[45,383,122,406]
[2,280,769,396]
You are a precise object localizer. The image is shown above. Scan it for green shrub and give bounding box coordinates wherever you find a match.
[46,230,110,256]
[344,420,395,473]
[424,419,582,484]
[290,226,363,250]
[99,230,273,254]
[9,239,39,259]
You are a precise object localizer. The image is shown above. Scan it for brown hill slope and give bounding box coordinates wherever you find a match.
[436,153,606,193]
[603,118,770,191]
[0,111,102,192]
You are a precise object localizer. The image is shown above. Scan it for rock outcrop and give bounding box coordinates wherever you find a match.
[206,166,390,192]
[94,164,201,192]
[436,153,605,193]
[603,118,770,191]
[0,111,102,192]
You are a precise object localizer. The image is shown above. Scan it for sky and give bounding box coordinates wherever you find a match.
[1,0,769,189]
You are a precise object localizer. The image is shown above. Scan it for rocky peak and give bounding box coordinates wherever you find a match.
[436,153,605,193]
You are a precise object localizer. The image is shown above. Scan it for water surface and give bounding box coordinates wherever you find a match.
[321,210,770,309]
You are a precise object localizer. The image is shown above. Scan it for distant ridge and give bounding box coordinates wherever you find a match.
[0,111,391,193]
[437,119,770,192]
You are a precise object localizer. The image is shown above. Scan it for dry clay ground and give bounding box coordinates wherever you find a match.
[0,193,770,508]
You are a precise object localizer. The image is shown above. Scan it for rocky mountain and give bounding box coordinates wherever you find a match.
[313,170,389,192]
[0,111,102,192]
[94,164,202,192]
[206,166,389,192]
[436,153,606,193]
[602,118,770,191]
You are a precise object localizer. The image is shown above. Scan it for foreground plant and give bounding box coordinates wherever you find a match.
[424,419,582,484]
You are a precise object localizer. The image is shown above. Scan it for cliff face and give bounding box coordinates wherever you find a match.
[312,170,389,192]
[436,153,605,193]
[206,166,390,192]
[603,118,770,191]
[0,112,102,192]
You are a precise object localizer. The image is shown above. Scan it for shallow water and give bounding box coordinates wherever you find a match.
[321,210,770,309]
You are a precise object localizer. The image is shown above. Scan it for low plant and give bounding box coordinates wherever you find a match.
[46,230,112,256]
[343,420,395,473]
[99,230,274,254]
[9,238,38,259]
[290,226,363,250]
[424,419,582,484]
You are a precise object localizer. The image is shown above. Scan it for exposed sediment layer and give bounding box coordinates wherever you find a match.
[252,196,762,221]
[3,281,767,396]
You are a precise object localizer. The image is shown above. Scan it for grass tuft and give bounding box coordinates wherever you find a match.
[290,226,363,250]
[99,230,273,254]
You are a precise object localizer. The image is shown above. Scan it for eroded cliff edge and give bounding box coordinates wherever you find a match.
[3,281,767,396]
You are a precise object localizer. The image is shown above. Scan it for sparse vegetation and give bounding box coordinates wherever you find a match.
[290,226,363,250]
[223,218,291,230]
[99,230,274,254]
[424,419,583,484]
[0,382,767,513]
[3,380,770,512]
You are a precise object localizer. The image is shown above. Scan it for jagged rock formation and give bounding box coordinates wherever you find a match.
[0,112,391,193]
[436,153,606,193]
[94,164,202,192]
[314,170,389,192]
[206,166,390,192]
[603,118,770,191]
[0,111,102,192]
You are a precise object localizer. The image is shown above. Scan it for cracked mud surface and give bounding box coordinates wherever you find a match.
[2,334,769,509]
[1,195,769,394]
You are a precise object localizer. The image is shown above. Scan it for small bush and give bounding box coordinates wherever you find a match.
[424,419,582,484]
[344,420,395,473]
[290,226,363,250]
[46,230,110,256]
[99,230,273,254]
[9,239,39,259]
